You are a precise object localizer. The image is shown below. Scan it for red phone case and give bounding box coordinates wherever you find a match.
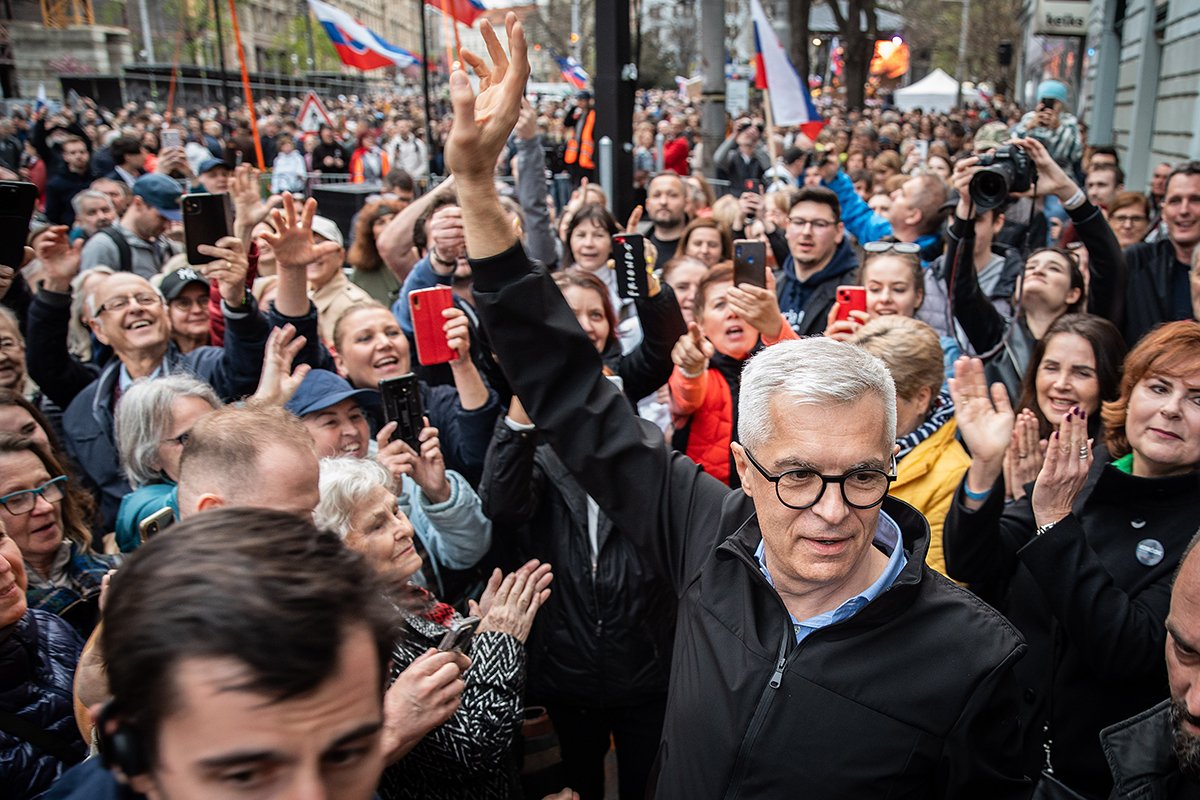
[409,286,457,366]
[834,285,867,322]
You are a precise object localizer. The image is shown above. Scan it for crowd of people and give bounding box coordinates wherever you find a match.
[0,13,1199,800]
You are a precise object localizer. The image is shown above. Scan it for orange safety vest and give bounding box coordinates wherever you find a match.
[564,109,596,170]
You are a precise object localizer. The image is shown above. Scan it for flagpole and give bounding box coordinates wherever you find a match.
[226,0,266,169]
[418,0,435,181]
[762,86,782,188]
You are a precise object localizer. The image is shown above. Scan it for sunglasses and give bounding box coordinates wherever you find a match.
[863,241,921,255]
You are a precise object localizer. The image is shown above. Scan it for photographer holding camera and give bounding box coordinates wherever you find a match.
[1011,81,1083,174]
[939,137,1123,401]
[713,118,770,198]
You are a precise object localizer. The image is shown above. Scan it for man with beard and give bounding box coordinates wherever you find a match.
[640,172,689,263]
[1102,534,1200,798]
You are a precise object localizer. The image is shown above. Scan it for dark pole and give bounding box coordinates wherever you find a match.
[595,0,634,218]
[302,0,317,75]
[419,0,435,181]
[212,0,233,114]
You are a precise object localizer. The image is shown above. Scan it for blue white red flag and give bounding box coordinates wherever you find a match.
[307,0,421,71]
[750,0,824,139]
[554,54,589,90]
[424,0,488,27]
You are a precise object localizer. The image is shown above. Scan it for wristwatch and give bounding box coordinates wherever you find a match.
[1034,518,1064,537]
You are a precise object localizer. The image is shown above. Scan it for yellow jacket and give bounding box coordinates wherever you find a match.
[891,417,971,577]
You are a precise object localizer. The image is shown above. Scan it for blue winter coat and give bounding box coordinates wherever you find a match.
[0,609,86,799]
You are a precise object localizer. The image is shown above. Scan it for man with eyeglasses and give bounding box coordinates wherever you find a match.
[24,218,329,529]
[775,186,860,335]
[447,18,1028,797]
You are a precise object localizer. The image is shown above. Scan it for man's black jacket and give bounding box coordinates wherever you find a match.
[1120,238,1191,345]
[473,242,1030,799]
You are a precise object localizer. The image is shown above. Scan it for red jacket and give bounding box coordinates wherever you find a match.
[663,136,690,176]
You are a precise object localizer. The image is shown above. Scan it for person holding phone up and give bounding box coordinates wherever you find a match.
[1011,80,1083,172]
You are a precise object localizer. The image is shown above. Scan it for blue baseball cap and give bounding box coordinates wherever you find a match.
[133,173,183,222]
[197,157,230,175]
[1036,80,1069,105]
[284,369,379,418]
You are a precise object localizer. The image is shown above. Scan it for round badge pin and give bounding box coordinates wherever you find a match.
[1136,539,1164,567]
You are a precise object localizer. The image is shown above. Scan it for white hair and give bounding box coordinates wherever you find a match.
[70,189,115,217]
[314,456,394,539]
[738,337,897,451]
[115,375,221,488]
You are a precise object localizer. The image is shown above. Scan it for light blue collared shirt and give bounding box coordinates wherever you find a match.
[755,511,908,643]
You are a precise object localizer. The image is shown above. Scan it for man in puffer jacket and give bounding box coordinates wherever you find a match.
[0,520,87,799]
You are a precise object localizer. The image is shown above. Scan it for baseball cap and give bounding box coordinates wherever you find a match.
[159,265,209,301]
[197,157,230,175]
[133,173,183,222]
[973,121,1010,152]
[310,215,345,248]
[284,369,379,418]
[1036,80,1069,105]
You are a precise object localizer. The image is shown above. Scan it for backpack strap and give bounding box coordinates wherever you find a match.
[98,227,133,273]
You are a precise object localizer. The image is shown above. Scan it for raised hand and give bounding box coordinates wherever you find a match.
[823,303,869,342]
[1010,137,1078,202]
[671,323,713,376]
[445,14,530,185]
[196,235,250,306]
[1002,409,1046,501]
[951,156,981,221]
[727,272,784,340]
[949,356,1016,503]
[0,246,34,300]
[1030,406,1093,527]
[514,96,538,141]
[260,193,341,271]
[231,163,283,243]
[376,417,450,503]
[471,559,554,643]
[248,324,310,408]
[35,226,82,293]
[443,306,471,364]
[381,648,470,762]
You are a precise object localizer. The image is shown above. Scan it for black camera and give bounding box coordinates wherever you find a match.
[969,144,1037,211]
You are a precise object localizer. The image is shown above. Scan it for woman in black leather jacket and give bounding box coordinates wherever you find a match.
[0,518,86,799]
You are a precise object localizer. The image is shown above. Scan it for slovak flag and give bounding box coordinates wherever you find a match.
[554,54,589,90]
[750,0,824,140]
[424,0,488,27]
[307,0,421,71]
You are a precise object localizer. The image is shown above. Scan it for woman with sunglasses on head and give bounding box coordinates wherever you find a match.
[942,137,1123,402]
[0,435,118,638]
[943,320,1200,798]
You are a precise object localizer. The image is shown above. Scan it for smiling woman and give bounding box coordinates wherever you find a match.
[944,320,1200,797]
[0,436,118,637]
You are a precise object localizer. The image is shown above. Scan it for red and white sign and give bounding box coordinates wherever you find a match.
[297,91,334,133]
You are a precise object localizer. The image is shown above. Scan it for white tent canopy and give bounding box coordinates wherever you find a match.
[893,68,979,113]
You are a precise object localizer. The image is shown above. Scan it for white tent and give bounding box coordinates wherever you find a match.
[893,68,978,113]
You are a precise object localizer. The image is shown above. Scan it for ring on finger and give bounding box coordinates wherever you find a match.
[1078,446,1089,460]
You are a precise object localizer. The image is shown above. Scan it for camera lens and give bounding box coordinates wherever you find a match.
[970,165,1014,211]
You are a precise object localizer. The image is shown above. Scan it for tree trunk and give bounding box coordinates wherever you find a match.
[833,0,876,110]
[789,0,813,84]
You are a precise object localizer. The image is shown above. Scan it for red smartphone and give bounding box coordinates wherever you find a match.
[409,286,457,366]
[835,285,867,322]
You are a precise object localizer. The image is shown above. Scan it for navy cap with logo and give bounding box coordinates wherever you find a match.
[197,158,230,176]
[284,369,380,418]
[133,173,183,222]
[159,266,210,301]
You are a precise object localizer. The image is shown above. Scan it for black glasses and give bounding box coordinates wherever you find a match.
[743,450,895,510]
[0,475,67,515]
[863,241,921,255]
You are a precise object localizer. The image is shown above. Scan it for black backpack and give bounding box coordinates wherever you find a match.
[97,226,133,273]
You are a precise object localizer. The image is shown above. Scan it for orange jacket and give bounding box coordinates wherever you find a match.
[564,109,596,170]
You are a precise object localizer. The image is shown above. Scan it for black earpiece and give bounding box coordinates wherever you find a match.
[96,702,148,778]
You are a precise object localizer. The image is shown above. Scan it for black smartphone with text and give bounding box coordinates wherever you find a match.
[182,192,233,265]
[733,239,768,289]
[612,233,649,300]
[0,181,38,270]
[379,373,424,451]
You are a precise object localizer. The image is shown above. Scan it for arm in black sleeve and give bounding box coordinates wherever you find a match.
[472,243,732,592]
[1070,200,1125,323]
[423,383,500,486]
[25,289,99,409]
[267,299,337,373]
[947,215,1008,353]
[942,473,1035,584]
[766,226,789,268]
[478,418,546,528]
[618,284,687,402]
[2,271,33,332]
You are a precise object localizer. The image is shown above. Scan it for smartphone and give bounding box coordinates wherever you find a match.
[409,285,457,366]
[743,178,759,195]
[182,193,233,265]
[437,616,481,653]
[835,285,868,322]
[0,182,38,270]
[913,139,929,164]
[733,239,767,289]
[161,128,182,150]
[379,373,424,451]
[138,506,175,543]
[612,233,649,299]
